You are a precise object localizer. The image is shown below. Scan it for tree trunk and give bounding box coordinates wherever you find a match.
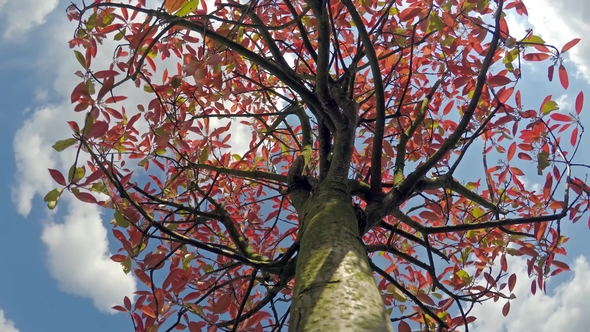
[289,190,393,332]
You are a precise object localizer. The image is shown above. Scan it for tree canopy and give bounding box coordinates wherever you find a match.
[48,0,589,331]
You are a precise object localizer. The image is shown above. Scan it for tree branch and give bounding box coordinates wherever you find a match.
[424,212,567,234]
[377,0,506,223]
[415,174,508,214]
[341,0,386,197]
[370,260,448,329]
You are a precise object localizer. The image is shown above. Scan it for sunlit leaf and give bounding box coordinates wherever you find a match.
[43,188,63,210]
[175,0,199,16]
[52,138,77,152]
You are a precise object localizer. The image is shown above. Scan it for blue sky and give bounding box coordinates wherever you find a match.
[1,0,590,331]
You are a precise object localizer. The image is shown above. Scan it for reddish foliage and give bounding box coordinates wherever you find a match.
[47,0,589,331]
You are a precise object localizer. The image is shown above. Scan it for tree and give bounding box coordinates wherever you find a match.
[47,0,589,330]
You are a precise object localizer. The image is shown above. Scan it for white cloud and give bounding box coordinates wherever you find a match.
[11,0,252,315]
[516,176,540,193]
[12,105,83,216]
[521,0,590,80]
[555,94,571,111]
[0,0,59,39]
[12,103,136,314]
[41,196,137,313]
[0,309,19,332]
[471,255,590,332]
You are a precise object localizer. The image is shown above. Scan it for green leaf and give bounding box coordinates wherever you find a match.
[386,284,407,302]
[91,182,108,195]
[428,14,444,32]
[74,51,86,69]
[154,148,167,155]
[280,143,290,154]
[524,34,545,45]
[171,76,182,88]
[69,165,85,183]
[477,0,489,12]
[199,146,209,163]
[44,188,63,210]
[301,144,312,166]
[102,12,115,26]
[122,256,132,274]
[114,28,126,41]
[52,138,77,152]
[506,248,519,256]
[537,151,550,175]
[175,0,199,17]
[85,79,95,95]
[86,12,97,30]
[83,115,94,136]
[456,269,472,284]
[182,254,195,270]
[541,100,559,114]
[114,210,130,228]
[137,157,148,167]
[143,84,154,93]
[202,264,213,273]
[472,207,484,219]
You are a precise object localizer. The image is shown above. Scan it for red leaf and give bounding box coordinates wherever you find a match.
[383,140,394,157]
[558,64,569,89]
[74,191,97,204]
[48,168,67,186]
[523,53,550,61]
[110,254,126,262]
[210,121,231,137]
[443,101,455,115]
[547,65,554,82]
[74,102,91,112]
[105,95,128,103]
[124,296,132,311]
[499,16,510,39]
[212,294,231,314]
[84,169,105,184]
[507,142,516,161]
[561,38,581,53]
[416,293,435,306]
[127,113,142,129]
[399,7,423,22]
[575,91,584,114]
[398,321,411,332]
[112,305,127,312]
[508,273,517,292]
[188,321,207,332]
[97,76,114,101]
[571,127,579,146]
[551,260,570,271]
[140,305,156,319]
[550,113,572,122]
[502,301,511,317]
[71,82,87,103]
[497,87,514,103]
[419,211,439,221]
[183,292,201,302]
[487,75,512,87]
[88,120,109,138]
[94,70,119,79]
[518,152,532,160]
[68,121,80,133]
